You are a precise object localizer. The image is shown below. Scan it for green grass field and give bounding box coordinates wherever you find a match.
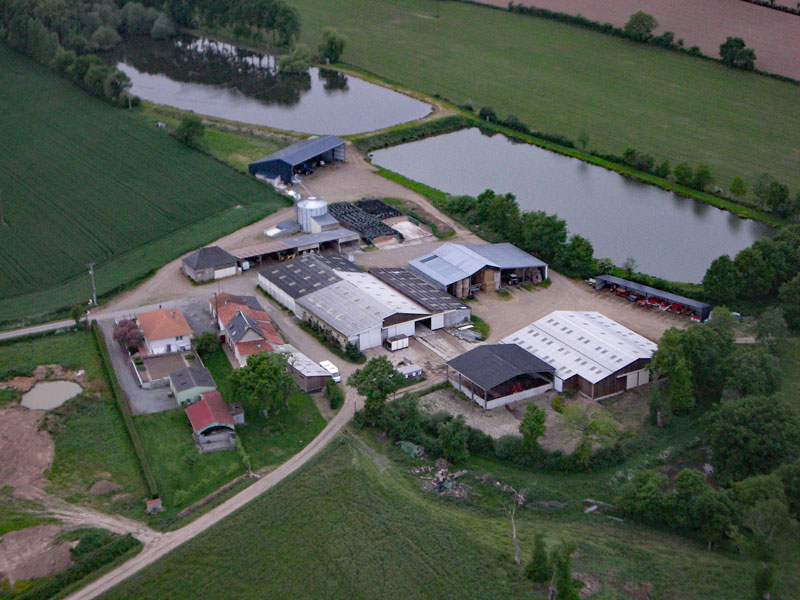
[0,47,287,325]
[293,0,800,201]
[0,329,104,379]
[103,432,796,600]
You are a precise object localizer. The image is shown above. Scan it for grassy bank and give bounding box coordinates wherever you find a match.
[0,46,287,325]
[292,0,800,203]
[102,431,795,599]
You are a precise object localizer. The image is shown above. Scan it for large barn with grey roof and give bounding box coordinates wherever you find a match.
[248,135,345,184]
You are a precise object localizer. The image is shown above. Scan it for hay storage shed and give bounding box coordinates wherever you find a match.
[248,136,345,184]
[182,246,238,283]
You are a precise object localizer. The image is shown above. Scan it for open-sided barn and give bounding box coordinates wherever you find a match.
[502,311,657,400]
[409,243,547,298]
[248,135,345,184]
[446,344,555,409]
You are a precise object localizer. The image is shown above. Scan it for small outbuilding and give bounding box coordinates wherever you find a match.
[397,363,423,380]
[280,344,333,392]
[248,135,345,184]
[446,344,555,409]
[181,246,238,283]
[184,390,236,452]
[169,366,216,406]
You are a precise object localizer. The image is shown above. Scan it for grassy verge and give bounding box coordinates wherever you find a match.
[290,0,800,206]
[470,315,490,339]
[297,320,366,364]
[102,431,796,599]
[0,328,104,380]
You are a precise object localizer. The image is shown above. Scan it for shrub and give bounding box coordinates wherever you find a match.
[551,394,566,413]
[494,434,525,461]
[326,380,344,410]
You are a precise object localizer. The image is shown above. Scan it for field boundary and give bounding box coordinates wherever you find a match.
[461,0,800,86]
[91,321,159,499]
[355,112,783,228]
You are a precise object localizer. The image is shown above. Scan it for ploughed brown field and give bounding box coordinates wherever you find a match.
[478,0,800,80]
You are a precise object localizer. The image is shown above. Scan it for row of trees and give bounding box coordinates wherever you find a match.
[440,190,596,279]
[702,225,800,321]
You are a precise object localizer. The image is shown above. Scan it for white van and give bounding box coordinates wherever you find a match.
[319,360,341,383]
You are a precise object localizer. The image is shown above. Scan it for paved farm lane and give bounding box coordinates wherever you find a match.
[65,392,359,600]
[0,319,74,341]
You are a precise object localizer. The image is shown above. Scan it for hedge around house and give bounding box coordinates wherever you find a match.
[91,321,159,498]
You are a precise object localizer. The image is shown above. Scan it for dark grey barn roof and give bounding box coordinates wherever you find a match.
[259,255,341,299]
[226,310,263,344]
[249,135,344,169]
[182,246,237,270]
[169,366,216,393]
[447,344,554,391]
[370,268,469,313]
[595,275,711,312]
[316,253,362,272]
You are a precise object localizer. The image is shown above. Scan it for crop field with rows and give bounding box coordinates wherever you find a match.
[0,46,285,324]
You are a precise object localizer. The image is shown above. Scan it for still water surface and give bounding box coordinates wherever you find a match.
[372,128,771,283]
[21,381,83,410]
[104,36,432,134]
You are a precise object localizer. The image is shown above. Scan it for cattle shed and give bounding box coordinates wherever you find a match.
[370,267,471,329]
[594,275,712,322]
[409,243,548,298]
[248,135,345,183]
[446,344,555,409]
[230,229,360,268]
[182,246,238,283]
[257,255,343,315]
[502,311,658,400]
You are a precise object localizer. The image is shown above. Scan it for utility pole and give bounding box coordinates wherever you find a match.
[87,263,97,307]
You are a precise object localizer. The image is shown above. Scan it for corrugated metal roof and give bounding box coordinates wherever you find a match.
[408,243,546,288]
[297,280,388,338]
[447,344,555,390]
[169,367,216,393]
[278,344,331,378]
[335,271,430,317]
[258,255,342,299]
[370,268,470,312]
[501,311,657,384]
[182,246,237,270]
[230,228,359,260]
[249,136,345,168]
[595,275,711,312]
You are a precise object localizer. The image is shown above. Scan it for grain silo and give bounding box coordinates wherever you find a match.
[296,197,329,233]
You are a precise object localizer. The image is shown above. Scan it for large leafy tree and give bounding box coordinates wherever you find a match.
[623,11,658,41]
[702,254,736,305]
[724,347,782,398]
[318,26,347,63]
[680,320,733,403]
[719,37,756,69]
[229,352,295,417]
[651,328,694,412]
[779,274,800,330]
[561,403,618,466]
[349,357,404,425]
[703,396,800,482]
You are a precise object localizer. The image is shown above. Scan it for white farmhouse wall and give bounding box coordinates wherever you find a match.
[146,335,192,356]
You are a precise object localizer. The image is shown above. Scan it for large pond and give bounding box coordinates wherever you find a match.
[371,128,772,283]
[21,381,83,410]
[103,36,432,135]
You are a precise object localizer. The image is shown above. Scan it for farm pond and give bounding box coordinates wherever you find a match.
[103,36,431,135]
[21,380,82,410]
[371,128,772,283]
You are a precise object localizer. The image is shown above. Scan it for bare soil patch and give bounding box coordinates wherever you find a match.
[477,0,800,80]
[419,388,522,439]
[0,407,54,498]
[0,524,72,585]
[89,480,122,496]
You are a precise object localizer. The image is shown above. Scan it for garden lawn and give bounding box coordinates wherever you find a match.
[293,0,800,201]
[0,46,287,325]
[102,433,790,600]
[135,344,325,518]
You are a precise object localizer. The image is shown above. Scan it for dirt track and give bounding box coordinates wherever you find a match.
[478,0,800,80]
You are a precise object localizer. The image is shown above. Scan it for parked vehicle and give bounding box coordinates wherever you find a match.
[319,360,341,383]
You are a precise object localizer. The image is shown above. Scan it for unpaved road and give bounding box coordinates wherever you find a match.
[64,392,357,600]
[478,0,800,80]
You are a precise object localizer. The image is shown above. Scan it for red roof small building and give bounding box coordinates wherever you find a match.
[184,391,236,436]
[146,497,163,514]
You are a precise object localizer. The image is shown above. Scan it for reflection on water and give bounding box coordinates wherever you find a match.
[102,35,431,134]
[372,128,772,283]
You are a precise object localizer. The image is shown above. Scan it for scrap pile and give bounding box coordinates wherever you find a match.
[328,202,402,243]
[414,462,470,498]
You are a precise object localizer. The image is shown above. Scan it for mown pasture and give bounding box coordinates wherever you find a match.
[101,431,800,600]
[0,46,286,325]
[293,0,800,201]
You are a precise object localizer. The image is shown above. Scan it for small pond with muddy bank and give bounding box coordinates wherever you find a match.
[102,36,432,134]
[21,381,83,410]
